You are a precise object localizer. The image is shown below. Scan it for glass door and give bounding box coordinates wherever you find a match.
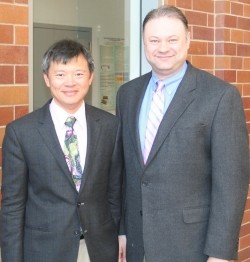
[32,0,161,112]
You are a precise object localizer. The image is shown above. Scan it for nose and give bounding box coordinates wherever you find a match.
[64,74,75,86]
[158,41,170,52]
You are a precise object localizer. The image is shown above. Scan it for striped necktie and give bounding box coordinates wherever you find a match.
[64,116,82,191]
[143,80,165,164]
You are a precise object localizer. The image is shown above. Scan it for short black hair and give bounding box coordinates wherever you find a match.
[42,39,94,75]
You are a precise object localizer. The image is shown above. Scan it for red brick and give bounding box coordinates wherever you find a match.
[238,71,250,83]
[215,1,231,14]
[0,86,28,105]
[0,66,14,84]
[176,0,192,9]
[0,128,5,146]
[193,26,214,41]
[238,246,250,261]
[189,41,208,55]
[208,14,214,27]
[231,2,244,16]
[15,105,28,119]
[242,97,250,109]
[193,0,214,13]
[243,84,250,96]
[0,107,14,126]
[231,57,243,70]
[231,29,244,43]
[185,10,208,26]
[0,46,28,64]
[15,26,28,45]
[0,4,28,24]
[240,222,250,238]
[192,56,214,70]
[15,0,28,3]
[0,0,14,2]
[215,42,236,56]
[240,234,250,250]
[207,43,214,55]
[215,70,236,83]
[244,31,250,45]
[245,4,250,18]
[244,110,250,122]
[238,17,250,31]
[215,28,231,41]
[216,14,237,28]
[15,65,28,84]
[237,44,250,57]
[0,24,13,44]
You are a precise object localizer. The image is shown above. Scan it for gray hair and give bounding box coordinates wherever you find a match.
[42,39,94,75]
[143,5,188,32]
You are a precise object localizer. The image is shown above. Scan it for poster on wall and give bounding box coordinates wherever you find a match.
[100,38,129,112]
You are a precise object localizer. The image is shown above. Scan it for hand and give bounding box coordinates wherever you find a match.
[207,257,228,262]
[118,235,127,262]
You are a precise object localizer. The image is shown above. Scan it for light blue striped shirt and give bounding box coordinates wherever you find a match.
[139,62,188,152]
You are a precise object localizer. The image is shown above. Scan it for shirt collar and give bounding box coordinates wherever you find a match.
[151,62,187,94]
[50,99,86,129]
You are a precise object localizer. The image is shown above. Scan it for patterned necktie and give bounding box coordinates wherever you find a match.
[64,116,82,191]
[143,81,165,164]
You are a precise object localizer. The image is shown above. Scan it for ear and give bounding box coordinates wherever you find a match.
[43,74,50,88]
[89,72,94,85]
[186,31,191,49]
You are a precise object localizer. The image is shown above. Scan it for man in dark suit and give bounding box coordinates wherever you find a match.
[117,5,249,262]
[1,39,125,262]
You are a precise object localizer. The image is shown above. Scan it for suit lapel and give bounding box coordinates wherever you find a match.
[128,73,152,166]
[37,102,76,187]
[146,64,197,165]
[79,104,101,192]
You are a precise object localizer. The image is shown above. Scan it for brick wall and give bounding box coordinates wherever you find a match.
[166,0,250,261]
[0,0,29,198]
[0,0,249,260]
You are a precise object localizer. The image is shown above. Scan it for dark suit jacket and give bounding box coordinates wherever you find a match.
[117,62,249,262]
[1,102,123,262]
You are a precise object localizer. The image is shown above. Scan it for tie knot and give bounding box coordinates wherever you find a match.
[156,80,165,93]
[65,116,76,129]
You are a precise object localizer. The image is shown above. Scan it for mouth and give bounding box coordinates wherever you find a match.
[157,54,173,59]
[63,90,78,96]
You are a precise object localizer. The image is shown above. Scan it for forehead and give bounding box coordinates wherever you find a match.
[50,55,88,69]
[144,16,186,36]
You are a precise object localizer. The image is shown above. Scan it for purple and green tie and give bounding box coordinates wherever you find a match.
[64,116,82,191]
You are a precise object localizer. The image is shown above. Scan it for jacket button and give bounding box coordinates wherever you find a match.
[140,210,143,216]
[74,230,80,236]
[77,202,84,207]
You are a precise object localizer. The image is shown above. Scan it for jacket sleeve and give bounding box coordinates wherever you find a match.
[1,124,28,262]
[108,119,124,233]
[204,86,249,260]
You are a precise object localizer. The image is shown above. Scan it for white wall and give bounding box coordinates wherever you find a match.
[33,0,124,39]
[33,0,125,108]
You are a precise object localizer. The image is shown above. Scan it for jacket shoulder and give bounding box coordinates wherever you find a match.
[118,72,152,93]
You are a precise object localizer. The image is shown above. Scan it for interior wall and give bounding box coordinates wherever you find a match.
[33,0,125,108]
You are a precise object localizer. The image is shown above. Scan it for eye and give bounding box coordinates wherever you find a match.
[55,73,64,79]
[75,72,84,78]
[149,39,159,44]
[169,38,177,44]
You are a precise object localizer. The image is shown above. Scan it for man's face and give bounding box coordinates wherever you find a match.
[43,54,94,113]
[143,16,190,79]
